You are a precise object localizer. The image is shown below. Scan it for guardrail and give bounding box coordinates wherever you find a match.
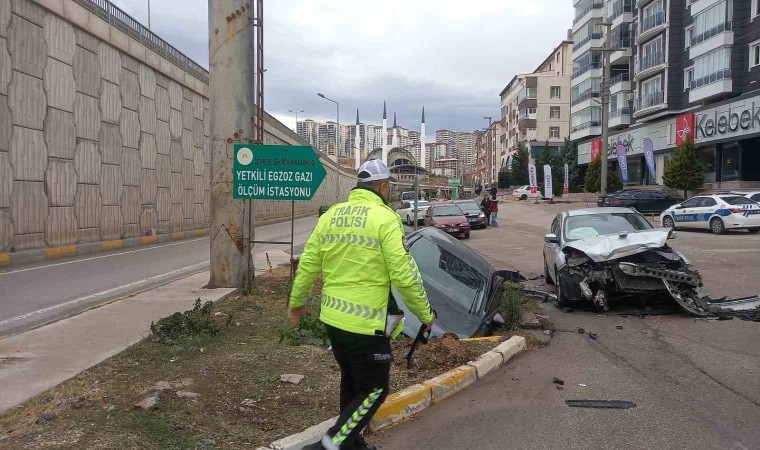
[73,0,209,84]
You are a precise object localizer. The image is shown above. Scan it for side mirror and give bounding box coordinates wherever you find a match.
[668,229,677,240]
[544,233,559,244]
[492,313,506,326]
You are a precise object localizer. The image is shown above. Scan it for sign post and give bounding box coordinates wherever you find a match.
[234,144,326,284]
[563,163,569,202]
[543,165,553,202]
[528,163,538,203]
[449,178,460,200]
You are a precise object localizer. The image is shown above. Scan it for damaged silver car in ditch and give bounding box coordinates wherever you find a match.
[543,208,760,318]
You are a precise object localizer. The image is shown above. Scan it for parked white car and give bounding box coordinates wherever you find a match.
[659,194,760,234]
[731,191,760,203]
[397,200,431,225]
[513,185,539,200]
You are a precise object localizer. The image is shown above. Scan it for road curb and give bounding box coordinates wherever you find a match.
[0,229,210,268]
[263,335,527,449]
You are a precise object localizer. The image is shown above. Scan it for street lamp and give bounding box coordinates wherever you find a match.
[289,109,304,132]
[317,93,341,201]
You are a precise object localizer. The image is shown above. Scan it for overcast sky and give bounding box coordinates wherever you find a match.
[113,0,572,133]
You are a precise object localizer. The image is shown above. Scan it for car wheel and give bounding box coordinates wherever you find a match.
[710,217,726,235]
[464,231,470,239]
[662,215,675,229]
[520,194,527,200]
[406,215,411,226]
[555,269,571,307]
[543,257,554,285]
[748,227,760,234]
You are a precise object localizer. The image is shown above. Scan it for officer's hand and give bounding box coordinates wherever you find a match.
[424,320,434,332]
[288,306,307,326]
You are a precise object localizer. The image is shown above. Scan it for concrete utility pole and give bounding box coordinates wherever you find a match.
[208,0,257,288]
[600,23,611,196]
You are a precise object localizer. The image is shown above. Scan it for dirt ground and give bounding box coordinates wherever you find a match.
[0,269,513,450]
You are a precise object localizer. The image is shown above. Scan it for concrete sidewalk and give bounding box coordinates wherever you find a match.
[0,272,235,413]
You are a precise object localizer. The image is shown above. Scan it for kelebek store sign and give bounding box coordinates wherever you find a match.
[694,96,760,143]
[675,113,694,146]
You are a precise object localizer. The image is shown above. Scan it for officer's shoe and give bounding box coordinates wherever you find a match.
[353,435,377,450]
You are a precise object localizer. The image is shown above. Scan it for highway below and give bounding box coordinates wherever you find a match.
[0,216,317,337]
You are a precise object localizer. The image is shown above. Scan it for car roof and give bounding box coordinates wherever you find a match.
[453,199,477,203]
[564,207,637,217]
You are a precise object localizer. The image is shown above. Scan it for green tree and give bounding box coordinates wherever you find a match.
[509,141,530,186]
[558,137,582,192]
[662,137,704,199]
[585,156,623,193]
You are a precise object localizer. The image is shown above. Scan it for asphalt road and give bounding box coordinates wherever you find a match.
[379,200,760,450]
[0,216,317,337]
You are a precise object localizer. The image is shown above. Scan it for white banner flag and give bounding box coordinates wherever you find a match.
[528,163,537,194]
[543,165,553,199]
[563,163,569,196]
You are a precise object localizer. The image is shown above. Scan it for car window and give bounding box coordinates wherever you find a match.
[633,192,655,199]
[617,191,637,198]
[432,205,464,217]
[401,202,410,209]
[752,194,760,202]
[550,216,560,236]
[720,196,755,206]
[408,237,486,315]
[680,197,702,208]
[455,201,480,213]
[653,192,669,199]
[564,213,653,241]
[699,198,717,207]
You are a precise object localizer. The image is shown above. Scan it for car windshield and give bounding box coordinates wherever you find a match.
[720,196,754,206]
[433,205,464,217]
[408,237,486,317]
[409,201,430,208]
[564,213,653,241]
[455,202,480,213]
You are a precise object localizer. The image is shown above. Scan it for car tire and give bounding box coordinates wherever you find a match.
[406,215,411,226]
[748,227,760,234]
[555,269,571,308]
[710,217,726,235]
[520,194,528,201]
[543,258,554,285]
[464,231,470,239]
[662,215,675,229]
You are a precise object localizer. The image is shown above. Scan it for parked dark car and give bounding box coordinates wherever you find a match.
[395,227,523,337]
[454,200,487,229]
[598,190,678,214]
[423,203,471,239]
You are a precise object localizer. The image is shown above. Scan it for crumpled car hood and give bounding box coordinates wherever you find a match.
[563,229,671,262]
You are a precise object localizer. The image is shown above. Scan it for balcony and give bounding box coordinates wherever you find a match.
[609,72,632,94]
[570,121,601,141]
[609,107,632,128]
[634,50,666,81]
[637,11,666,44]
[574,32,604,53]
[610,34,632,65]
[634,90,666,117]
[571,89,601,106]
[609,0,633,22]
[517,88,537,105]
[689,22,733,60]
[572,62,602,80]
[689,69,733,103]
[573,1,605,25]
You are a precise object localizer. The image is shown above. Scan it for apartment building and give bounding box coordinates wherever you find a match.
[457,132,476,166]
[500,39,574,168]
[476,121,505,187]
[573,0,760,189]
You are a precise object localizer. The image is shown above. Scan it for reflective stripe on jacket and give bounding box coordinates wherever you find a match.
[289,188,433,336]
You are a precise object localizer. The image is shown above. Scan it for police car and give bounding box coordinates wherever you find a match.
[659,194,760,234]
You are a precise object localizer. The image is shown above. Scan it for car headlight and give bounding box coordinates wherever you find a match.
[479,212,485,218]
[434,223,446,228]
[459,222,469,227]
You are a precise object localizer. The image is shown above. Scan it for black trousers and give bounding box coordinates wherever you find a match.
[325,335,391,449]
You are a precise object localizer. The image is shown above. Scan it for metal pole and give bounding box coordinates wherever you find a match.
[147,0,151,29]
[413,167,420,231]
[290,200,295,281]
[336,102,341,202]
[600,23,611,196]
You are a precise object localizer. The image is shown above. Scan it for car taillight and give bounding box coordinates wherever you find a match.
[611,199,622,205]
[729,208,749,214]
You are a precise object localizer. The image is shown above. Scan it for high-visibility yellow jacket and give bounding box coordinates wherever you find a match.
[289,188,433,336]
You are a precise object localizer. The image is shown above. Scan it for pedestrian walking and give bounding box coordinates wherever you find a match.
[290,159,434,450]
[490,185,497,200]
[475,182,483,197]
[480,193,492,227]
[489,198,499,227]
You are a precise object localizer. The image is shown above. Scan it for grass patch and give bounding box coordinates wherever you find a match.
[0,268,502,449]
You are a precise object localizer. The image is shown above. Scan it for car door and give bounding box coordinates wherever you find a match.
[399,202,411,220]
[673,197,705,229]
[544,215,562,280]
[652,192,676,213]
[693,197,718,229]
[423,207,433,226]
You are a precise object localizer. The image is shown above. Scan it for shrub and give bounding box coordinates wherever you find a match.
[150,299,232,345]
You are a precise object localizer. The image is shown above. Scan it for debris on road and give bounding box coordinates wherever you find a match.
[176,391,200,399]
[35,413,56,425]
[134,396,158,411]
[552,377,565,385]
[279,374,305,385]
[565,400,637,409]
[616,325,624,330]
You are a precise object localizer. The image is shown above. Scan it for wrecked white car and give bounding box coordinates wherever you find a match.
[542,207,760,318]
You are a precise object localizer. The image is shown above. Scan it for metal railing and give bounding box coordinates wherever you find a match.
[574,1,605,24]
[691,21,732,47]
[610,72,630,86]
[635,50,665,73]
[636,90,665,110]
[571,120,601,133]
[611,32,632,50]
[574,32,604,50]
[571,88,601,105]
[691,68,731,90]
[609,107,631,118]
[572,61,602,78]
[609,0,633,20]
[639,10,666,35]
[73,0,209,84]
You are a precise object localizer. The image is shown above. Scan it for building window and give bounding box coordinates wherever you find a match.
[557,53,560,63]
[685,26,693,48]
[753,0,760,18]
[550,86,561,98]
[550,127,560,138]
[692,47,731,89]
[550,106,561,119]
[684,67,694,90]
[750,40,760,69]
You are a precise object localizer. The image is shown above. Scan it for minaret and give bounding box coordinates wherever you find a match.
[354,109,361,170]
[392,113,399,148]
[381,102,388,165]
[420,106,426,170]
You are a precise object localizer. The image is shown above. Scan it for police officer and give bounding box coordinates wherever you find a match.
[289,159,433,450]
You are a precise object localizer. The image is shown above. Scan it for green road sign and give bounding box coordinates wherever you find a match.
[449,178,460,186]
[233,144,326,200]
